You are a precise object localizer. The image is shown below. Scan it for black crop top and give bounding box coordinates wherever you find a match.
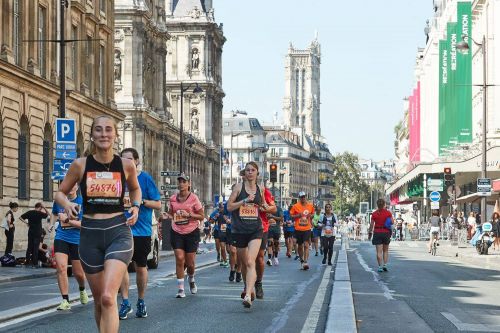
[80,155,126,215]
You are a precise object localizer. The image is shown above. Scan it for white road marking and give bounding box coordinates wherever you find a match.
[0,308,58,329]
[300,258,335,333]
[355,249,393,300]
[264,265,324,333]
[28,283,57,289]
[0,290,14,294]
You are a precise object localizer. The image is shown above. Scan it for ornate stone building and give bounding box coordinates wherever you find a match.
[164,0,225,205]
[283,37,321,138]
[0,0,118,251]
[115,0,225,207]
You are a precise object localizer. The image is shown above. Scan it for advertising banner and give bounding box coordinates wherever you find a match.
[438,40,448,155]
[447,22,458,147]
[456,2,472,143]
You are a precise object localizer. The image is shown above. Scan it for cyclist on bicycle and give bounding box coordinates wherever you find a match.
[428,210,442,253]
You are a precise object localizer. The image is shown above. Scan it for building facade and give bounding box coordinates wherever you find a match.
[164,0,225,205]
[115,0,224,207]
[283,37,321,138]
[0,0,118,251]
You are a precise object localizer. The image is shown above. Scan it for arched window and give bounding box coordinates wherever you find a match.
[42,124,53,201]
[18,116,30,199]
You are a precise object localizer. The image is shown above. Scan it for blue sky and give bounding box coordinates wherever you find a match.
[215,0,432,160]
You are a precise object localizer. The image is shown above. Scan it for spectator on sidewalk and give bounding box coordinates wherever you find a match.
[467,212,476,240]
[3,202,19,255]
[19,203,49,268]
[491,212,500,251]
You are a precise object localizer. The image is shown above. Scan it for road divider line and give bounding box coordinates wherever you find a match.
[264,265,323,333]
[325,238,357,333]
[354,249,393,300]
[300,254,335,333]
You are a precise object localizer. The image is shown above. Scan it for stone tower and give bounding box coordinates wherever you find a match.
[283,37,321,137]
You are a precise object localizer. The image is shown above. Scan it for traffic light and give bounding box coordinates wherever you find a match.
[270,163,278,183]
[444,167,454,187]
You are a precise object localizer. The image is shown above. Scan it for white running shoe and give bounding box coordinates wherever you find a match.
[273,257,279,266]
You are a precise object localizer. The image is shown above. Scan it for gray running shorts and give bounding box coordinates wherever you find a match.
[79,214,133,274]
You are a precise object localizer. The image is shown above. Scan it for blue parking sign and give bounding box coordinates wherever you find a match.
[56,118,76,144]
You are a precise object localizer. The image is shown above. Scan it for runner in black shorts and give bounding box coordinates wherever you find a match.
[368,199,393,273]
[55,115,141,332]
[51,185,88,311]
[267,206,283,266]
[228,162,274,308]
[167,174,205,298]
[119,148,162,319]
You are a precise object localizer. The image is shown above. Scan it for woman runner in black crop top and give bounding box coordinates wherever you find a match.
[227,161,266,309]
[55,115,141,333]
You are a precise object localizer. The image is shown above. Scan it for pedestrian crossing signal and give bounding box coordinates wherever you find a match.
[270,164,278,183]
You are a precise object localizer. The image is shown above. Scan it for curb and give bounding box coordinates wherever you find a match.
[325,237,357,333]
[0,259,219,325]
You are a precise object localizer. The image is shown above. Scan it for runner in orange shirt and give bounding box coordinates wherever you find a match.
[289,192,314,270]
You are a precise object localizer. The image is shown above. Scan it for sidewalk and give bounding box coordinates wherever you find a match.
[419,239,500,270]
[0,250,175,284]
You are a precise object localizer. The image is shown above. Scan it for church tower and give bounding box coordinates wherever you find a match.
[283,37,321,137]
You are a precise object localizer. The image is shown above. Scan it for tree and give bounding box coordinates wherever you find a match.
[331,152,368,217]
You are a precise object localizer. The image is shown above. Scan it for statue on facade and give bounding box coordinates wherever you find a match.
[191,48,200,69]
[114,50,122,82]
[191,109,199,131]
[190,6,202,19]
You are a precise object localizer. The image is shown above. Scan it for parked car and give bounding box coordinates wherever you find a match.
[128,211,160,272]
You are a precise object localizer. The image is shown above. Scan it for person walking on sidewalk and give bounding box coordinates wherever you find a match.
[368,199,393,272]
[166,174,204,299]
[318,203,337,265]
[55,115,141,333]
[290,192,314,270]
[20,203,49,268]
[50,184,89,311]
[3,202,18,255]
[119,148,161,319]
[491,212,500,251]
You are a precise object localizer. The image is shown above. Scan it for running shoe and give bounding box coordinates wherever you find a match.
[242,295,252,308]
[240,290,255,301]
[328,261,332,266]
[189,281,198,294]
[136,300,147,318]
[176,289,186,298]
[322,258,326,265]
[222,260,229,268]
[302,262,309,270]
[255,281,264,299]
[273,257,279,266]
[315,252,319,256]
[229,270,236,282]
[119,302,132,319]
[383,265,388,272]
[57,299,71,311]
[286,252,291,258]
[294,255,300,261]
[266,259,273,266]
[377,267,383,272]
[79,290,89,304]
[235,272,242,283]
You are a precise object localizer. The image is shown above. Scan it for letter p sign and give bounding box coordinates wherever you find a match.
[56,118,76,144]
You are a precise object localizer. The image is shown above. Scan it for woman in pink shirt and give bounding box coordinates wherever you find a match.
[167,174,204,298]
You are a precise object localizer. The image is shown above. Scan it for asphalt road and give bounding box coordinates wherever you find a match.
[0,244,336,333]
[349,240,500,333]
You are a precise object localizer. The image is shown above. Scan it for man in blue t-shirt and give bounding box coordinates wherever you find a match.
[209,203,231,267]
[119,148,161,319]
[50,184,89,311]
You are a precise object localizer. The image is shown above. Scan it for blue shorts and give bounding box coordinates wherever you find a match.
[312,228,322,238]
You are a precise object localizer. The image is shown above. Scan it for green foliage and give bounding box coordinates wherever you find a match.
[331,152,369,217]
